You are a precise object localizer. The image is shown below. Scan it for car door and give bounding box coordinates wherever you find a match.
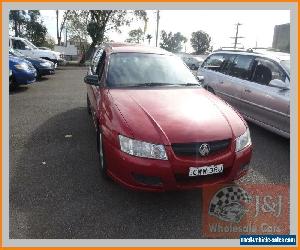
[241,57,290,133]
[222,54,256,114]
[200,53,245,108]
[199,53,228,97]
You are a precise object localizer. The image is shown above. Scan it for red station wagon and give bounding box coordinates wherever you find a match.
[84,43,252,191]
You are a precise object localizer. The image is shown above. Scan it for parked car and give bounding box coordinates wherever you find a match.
[9,48,55,78]
[197,49,290,138]
[181,56,204,70]
[9,36,66,66]
[9,55,37,89]
[84,43,252,191]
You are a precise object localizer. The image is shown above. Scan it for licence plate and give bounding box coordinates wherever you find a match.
[189,164,223,177]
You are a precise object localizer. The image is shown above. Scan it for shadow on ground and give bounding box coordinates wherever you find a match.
[10,107,202,239]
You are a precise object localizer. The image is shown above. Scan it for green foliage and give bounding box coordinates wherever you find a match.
[146,34,152,44]
[125,28,144,44]
[159,30,187,53]
[190,30,211,55]
[9,10,48,47]
[9,10,27,37]
[25,10,47,46]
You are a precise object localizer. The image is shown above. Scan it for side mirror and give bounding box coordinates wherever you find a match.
[84,74,99,86]
[269,79,289,90]
[197,75,204,83]
[24,45,31,50]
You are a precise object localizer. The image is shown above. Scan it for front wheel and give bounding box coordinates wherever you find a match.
[87,94,91,115]
[97,129,108,178]
[9,76,16,91]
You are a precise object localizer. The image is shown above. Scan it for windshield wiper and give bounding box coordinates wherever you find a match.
[128,82,178,87]
[182,82,201,86]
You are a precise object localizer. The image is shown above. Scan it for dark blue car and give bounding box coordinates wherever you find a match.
[9,48,55,78]
[9,55,37,89]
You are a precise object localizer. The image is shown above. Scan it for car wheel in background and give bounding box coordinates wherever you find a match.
[207,86,215,94]
[9,76,16,91]
[191,64,196,70]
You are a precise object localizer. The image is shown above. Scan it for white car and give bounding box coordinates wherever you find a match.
[9,37,65,67]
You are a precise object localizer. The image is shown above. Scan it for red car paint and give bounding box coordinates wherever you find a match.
[86,43,252,191]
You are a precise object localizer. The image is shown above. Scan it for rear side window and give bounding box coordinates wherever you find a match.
[202,54,226,72]
[13,40,26,50]
[228,55,254,80]
[252,58,287,85]
[221,54,236,74]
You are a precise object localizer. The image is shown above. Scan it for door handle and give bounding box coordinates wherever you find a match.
[245,89,251,93]
[219,81,224,84]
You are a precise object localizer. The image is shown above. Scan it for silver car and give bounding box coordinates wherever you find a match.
[197,49,290,138]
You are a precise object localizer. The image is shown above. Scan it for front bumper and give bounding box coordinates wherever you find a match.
[104,136,252,191]
[13,70,37,85]
[57,58,67,66]
[37,67,55,76]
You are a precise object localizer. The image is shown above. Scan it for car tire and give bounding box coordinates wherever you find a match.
[207,86,215,94]
[9,76,16,91]
[87,94,91,115]
[97,128,108,178]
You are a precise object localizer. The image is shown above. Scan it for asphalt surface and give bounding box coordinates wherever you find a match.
[9,67,290,239]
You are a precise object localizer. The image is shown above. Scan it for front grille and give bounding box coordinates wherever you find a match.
[172,139,231,158]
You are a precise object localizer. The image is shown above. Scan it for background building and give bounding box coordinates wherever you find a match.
[272,23,290,53]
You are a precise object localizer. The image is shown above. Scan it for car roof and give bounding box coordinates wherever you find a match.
[103,42,173,55]
[211,49,290,62]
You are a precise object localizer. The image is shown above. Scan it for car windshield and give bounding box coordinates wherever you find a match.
[9,48,25,57]
[106,53,199,87]
[280,60,290,74]
[24,39,37,50]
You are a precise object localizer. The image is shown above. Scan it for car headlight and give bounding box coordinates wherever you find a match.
[235,128,252,152]
[40,62,51,67]
[14,63,30,71]
[119,135,168,160]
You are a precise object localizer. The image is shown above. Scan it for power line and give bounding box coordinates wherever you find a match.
[230,22,244,49]
[155,10,160,47]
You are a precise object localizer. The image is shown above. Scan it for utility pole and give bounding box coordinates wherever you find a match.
[230,22,244,49]
[155,10,160,47]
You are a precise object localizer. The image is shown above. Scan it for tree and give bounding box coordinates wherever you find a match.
[190,30,211,55]
[159,30,187,53]
[9,10,27,37]
[24,10,47,46]
[66,11,90,55]
[56,10,70,46]
[146,34,152,45]
[41,35,56,49]
[125,28,144,43]
[80,10,145,64]
[9,10,48,47]
[133,10,148,40]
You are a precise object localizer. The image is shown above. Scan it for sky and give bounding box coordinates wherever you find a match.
[40,9,290,53]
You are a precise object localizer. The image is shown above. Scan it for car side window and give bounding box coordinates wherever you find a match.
[221,54,236,75]
[228,55,254,81]
[13,40,26,50]
[91,48,104,74]
[202,54,227,72]
[251,58,286,85]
